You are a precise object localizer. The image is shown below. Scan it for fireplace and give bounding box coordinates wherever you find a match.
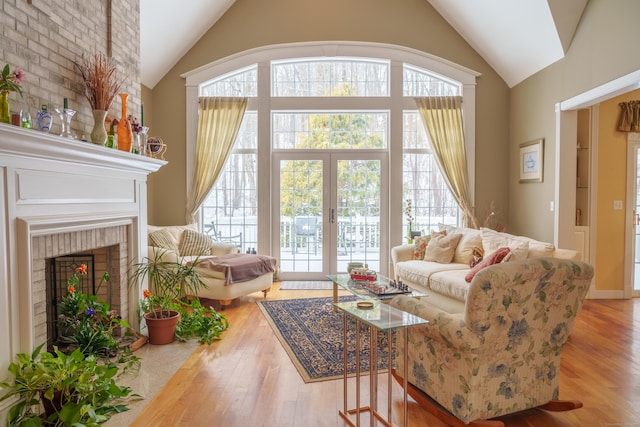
[41,230,127,350]
[0,124,165,402]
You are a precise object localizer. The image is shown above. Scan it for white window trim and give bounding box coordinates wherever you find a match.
[182,41,480,252]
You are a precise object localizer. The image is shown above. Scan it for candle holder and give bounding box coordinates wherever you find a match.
[55,107,77,139]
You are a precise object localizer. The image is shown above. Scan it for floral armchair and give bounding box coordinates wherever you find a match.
[390,257,594,426]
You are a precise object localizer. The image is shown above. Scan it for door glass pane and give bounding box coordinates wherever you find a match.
[635,148,640,291]
[272,112,388,149]
[279,159,323,273]
[337,159,380,272]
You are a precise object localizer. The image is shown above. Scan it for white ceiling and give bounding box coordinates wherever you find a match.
[139,0,588,89]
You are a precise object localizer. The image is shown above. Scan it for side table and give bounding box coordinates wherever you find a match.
[334,300,428,427]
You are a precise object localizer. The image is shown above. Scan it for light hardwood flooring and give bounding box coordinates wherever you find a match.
[129,284,640,426]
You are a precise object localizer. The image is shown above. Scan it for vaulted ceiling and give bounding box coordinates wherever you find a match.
[140,0,588,89]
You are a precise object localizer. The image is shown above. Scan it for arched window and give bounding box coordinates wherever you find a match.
[184,42,478,263]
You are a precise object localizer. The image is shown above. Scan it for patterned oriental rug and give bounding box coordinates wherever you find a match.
[257,296,395,383]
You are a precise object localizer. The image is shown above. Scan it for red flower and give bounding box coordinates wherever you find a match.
[68,286,75,294]
[76,264,87,275]
[143,289,151,299]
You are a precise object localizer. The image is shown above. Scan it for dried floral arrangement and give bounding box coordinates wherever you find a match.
[75,52,122,111]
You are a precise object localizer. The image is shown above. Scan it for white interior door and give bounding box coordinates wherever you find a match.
[625,136,640,297]
[273,151,387,281]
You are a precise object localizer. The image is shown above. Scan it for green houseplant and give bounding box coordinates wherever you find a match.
[129,249,229,345]
[0,344,138,426]
[57,265,138,363]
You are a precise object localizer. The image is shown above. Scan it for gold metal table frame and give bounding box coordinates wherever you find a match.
[334,300,429,427]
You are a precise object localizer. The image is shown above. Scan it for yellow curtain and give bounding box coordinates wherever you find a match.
[415,96,479,228]
[185,97,248,224]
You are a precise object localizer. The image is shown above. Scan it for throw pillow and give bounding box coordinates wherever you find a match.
[180,229,215,256]
[412,231,446,260]
[480,227,553,258]
[413,235,431,260]
[424,232,462,263]
[502,241,529,262]
[148,228,179,251]
[465,247,511,282]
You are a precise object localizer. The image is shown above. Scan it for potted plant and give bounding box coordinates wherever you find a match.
[129,249,228,345]
[0,344,138,426]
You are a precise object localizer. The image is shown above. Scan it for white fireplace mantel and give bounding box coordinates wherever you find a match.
[0,124,166,390]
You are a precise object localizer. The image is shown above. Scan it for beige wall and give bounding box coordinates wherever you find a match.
[0,0,141,137]
[147,0,511,227]
[511,0,640,292]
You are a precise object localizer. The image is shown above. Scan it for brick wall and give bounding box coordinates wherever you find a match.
[0,0,140,138]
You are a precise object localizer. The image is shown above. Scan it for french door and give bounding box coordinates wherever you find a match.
[273,151,388,280]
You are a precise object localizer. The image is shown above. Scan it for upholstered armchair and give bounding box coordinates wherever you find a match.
[390,257,594,426]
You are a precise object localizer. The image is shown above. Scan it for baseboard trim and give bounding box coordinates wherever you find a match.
[586,289,625,299]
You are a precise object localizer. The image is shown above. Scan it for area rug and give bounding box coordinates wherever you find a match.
[257,296,394,383]
[279,281,333,290]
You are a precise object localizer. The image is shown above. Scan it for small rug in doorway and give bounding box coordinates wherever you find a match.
[257,296,394,383]
[279,281,333,290]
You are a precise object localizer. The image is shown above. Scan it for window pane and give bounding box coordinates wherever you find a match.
[403,64,460,97]
[201,113,257,253]
[201,65,257,97]
[403,112,459,233]
[273,112,388,149]
[272,58,389,96]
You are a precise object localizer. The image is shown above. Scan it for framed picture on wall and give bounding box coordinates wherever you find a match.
[519,138,544,183]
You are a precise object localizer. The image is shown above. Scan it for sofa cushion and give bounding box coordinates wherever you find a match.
[424,232,462,263]
[439,224,482,265]
[480,227,554,258]
[180,229,216,256]
[395,260,470,289]
[429,269,473,302]
[465,247,510,282]
[148,228,179,251]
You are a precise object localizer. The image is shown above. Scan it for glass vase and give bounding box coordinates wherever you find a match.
[0,92,10,124]
[116,93,133,152]
[90,109,108,145]
[56,107,77,139]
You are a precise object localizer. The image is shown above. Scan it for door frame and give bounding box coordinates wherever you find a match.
[624,133,640,298]
[272,150,389,281]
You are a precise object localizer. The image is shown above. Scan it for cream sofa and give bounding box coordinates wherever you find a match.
[147,224,273,307]
[391,226,579,313]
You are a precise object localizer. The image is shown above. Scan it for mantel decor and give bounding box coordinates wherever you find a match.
[519,138,544,183]
[75,52,122,145]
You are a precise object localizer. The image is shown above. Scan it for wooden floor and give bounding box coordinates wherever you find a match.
[130,284,640,426]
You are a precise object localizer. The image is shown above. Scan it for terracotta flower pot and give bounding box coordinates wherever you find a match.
[144,310,179,345]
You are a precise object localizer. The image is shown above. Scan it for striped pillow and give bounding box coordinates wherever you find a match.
[148,228,179,251]
[180,229,215,256]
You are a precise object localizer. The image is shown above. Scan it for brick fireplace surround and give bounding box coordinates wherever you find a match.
[0,125,165,406]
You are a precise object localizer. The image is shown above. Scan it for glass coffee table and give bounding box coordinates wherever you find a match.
[326,273,426,307]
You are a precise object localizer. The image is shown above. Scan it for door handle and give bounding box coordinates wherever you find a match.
[330,208,335,224]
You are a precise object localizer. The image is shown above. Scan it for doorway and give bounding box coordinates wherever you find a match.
[625,134,640,297]
[273,151,388,280]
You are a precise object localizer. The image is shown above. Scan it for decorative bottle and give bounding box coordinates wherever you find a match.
[35,104,53,132]
[106,123,118,149]
[116,93,133,152]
